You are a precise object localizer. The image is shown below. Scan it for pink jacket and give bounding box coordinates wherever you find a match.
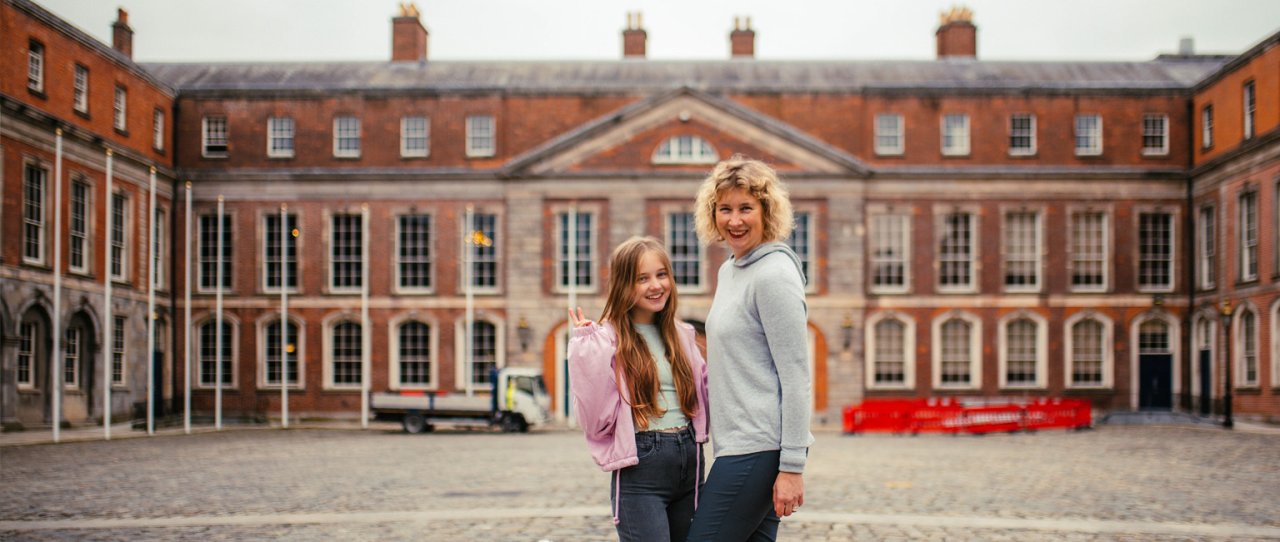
[568,320,709,471]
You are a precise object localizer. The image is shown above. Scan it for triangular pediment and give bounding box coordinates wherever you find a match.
[504,87,869,177]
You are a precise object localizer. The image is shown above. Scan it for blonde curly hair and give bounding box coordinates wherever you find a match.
[693,154,794,245]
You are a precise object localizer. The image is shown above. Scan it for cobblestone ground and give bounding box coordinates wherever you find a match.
[2,424,1278,541]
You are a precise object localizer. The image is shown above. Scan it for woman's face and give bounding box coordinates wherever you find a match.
[715,187,765,259]
[629,250,671,324]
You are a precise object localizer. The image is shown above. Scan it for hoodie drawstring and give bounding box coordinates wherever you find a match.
[693,438,701,511]
[612,470,622,525]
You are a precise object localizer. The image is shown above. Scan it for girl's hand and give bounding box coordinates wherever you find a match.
[568,307,594,328]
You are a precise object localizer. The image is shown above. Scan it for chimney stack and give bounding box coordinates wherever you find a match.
[730,16,755,58]
[1178,37,1195,56]
[623,12,646,58]
[391,2,428,62]
[935,6,976,59]
[112,8,133,59]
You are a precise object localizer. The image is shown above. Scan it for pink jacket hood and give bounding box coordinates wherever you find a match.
[568,320,709,472]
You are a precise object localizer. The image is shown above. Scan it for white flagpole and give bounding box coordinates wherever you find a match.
[464,205,474,397]
[103,148,114,440]
[52,128,64,443]
[360,204,370,429]
[146,166,156,435]
[183,182,192,434]
[281,204,289,429]
[215,195,224,430]
[566,205,577,424]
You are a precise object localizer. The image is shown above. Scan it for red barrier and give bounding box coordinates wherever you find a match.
[843,398,1092,435]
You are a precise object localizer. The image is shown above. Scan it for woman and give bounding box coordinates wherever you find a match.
[568,236,710,542]
[686,155,814,541]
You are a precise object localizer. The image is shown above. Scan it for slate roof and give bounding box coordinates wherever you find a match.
[142,57,1230,95]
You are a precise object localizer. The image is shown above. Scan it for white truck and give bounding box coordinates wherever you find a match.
[370,367,552,433]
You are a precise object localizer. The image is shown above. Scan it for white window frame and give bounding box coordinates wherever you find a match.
[453,317,505,391]
[153,109,165,151]
[194,315,237,389]
[73,64,89,113]
[1198,205,1216,290]
[1001,209,1042,293]
[197,213,233,293]
[1201,104,1214,149]
[63,326,81,390]
[111,316,127,385]
[395,212,435,294]
[1239,191,1258,282]
[1008,113,1036,156]
[69,178,92,274]
[553,206,598,294]
[17,321,37,389]
[1141,114,1168,156]
[865,312,916,390]
[259,314,304,389]
[652,135,718,164]
[110,192,130,282]
[153,207,167,290]
[936,208,977,293]
[113,86,127,132]
[202,116,228,158]
[323,315,364,390]
[466,115,496,158]
[1065,311,1113,389]
[931,311,982,390]
[400,116,430,158]
[1271,300,1280,389]
[869,209,911,294]
[22,161,48,265]
[1137,210,1176,293]
[329,212,364,293]
[1234,307,1259,387]
[997,311,1048,389]
[874,113,904,156]
[1069,208,1110,293]
[267,117,295,159]
[28,40,44,92]
[664,208,706,294]
[462,210,501,294]
[333,116,361,158]
[786,208,818,293]
[1243,81,1256,140]
[941,113,970,156]
[389,314,440,391]
[262,211,299,293]
[1074,114,1102,156]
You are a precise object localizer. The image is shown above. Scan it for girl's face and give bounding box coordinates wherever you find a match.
[630,250,671,324]
[716,187,765,259]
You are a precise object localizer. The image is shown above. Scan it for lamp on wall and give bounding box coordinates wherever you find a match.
[841,314,854,351]
[517,316,532,353]
[1218,299,1234,429]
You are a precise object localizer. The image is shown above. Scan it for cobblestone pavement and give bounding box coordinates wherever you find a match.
[2,424,1279,541]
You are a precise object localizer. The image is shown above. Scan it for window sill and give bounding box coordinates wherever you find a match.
[394,288,437,296]
[74,109,90,121]
[1233,386,1262,396]
[27,88,47,100]
[1236,278,1260,287]
[873,151,905,158]
[202,154,229,160]
[114,128,129,137]
[267,154,296,160]
[1075,152,1104,158]
[332,155,362,161]
[194,386,239,392]
[1137,287,1175,294]
[1008,151,1037,158]
[940,152,971,159]
[1140,151,1170,158]
[400,154,430,160]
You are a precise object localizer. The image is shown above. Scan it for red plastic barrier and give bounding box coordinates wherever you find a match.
[843,398,1092,435]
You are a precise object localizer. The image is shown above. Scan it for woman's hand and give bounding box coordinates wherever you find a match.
[568,307,594,328]
[773,472,804,517]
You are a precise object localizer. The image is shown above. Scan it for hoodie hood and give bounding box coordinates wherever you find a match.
[732,241,808,286]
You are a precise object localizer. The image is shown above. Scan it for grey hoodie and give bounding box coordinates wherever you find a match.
[705,241,815,473]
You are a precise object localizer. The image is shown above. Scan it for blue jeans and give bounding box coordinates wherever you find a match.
[685,450,781,542]
[611,426,703,542]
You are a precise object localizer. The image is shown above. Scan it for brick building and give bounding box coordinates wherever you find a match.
[2,0,1276,430]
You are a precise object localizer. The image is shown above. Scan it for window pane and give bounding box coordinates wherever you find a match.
[265,214,298,289]
[939,213,972,288]
[558,212,593,289]
[1072,320,1104,385]
[265,320,299,385]
[1138,213,1172,288]
[940,319,971,384]
[400,322,432,385]
[398,214,432,289]
[874,319,905,384]
[667,213,701,288]
[872,214,908,289]
[1070,212,1106,289]
[468,213,498,289]
[332,322,362,385]
[1003,212,1039,289]
[1006,319,1037,385]
[331,214,364,289]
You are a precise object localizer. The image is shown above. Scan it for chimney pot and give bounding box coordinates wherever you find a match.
[112,8,134,59]
[935,6,976,59]
[391,2,428,62]
[1178,37,1194,55]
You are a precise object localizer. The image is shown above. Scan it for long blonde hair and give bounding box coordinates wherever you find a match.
[600,237,697,429]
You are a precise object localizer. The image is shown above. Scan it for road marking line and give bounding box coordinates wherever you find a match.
[3,508,1279,538]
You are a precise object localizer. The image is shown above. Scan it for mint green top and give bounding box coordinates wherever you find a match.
[635,323,689,431]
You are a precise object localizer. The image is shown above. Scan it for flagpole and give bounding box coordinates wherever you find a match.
[281,204,289,429]
[103,148,114,440]
[146,166,156,435]
[183,182,192,434]
[360,203,370,429]
[464,205,474,398]
[52,128,64,443]
[215,195,224,431]
[566,205,577,424]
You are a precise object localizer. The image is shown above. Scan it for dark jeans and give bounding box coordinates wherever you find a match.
[685,450,781,542]
[611,426,703,542]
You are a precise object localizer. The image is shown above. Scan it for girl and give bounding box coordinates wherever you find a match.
[568,236,709,542]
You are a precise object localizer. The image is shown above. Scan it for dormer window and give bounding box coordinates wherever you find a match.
[652,135,718,164]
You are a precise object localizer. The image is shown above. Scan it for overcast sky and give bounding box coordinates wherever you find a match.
[34,0,1280,63]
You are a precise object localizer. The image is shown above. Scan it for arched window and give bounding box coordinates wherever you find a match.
[1070,318,1105,387]
[1238,309,1258,386]
[873,318,906,386]
[1004,318,1039,387]
[265,319,300,387]
[331,321,362,387]
[198,320,234,387]
[468,320,497,387]
[1138,319,1170,355]
[934,316,980,388]
[399,321,433,387]
[652,135,718,164]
